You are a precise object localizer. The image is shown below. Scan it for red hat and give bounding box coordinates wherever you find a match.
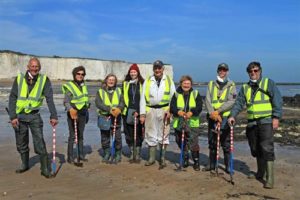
[128,63,140,73]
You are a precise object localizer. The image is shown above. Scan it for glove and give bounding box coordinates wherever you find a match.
[111,108,121,117]
[186,111,193,119]
[178,110,186,117]
[209,111,219,121]
[69,108,78,120]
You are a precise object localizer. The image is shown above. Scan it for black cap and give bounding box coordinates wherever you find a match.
[153,60,164,68]
[217,63,229,70]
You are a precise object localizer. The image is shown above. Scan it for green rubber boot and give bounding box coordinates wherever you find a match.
[145,146,156,166]
[16,152,29,173]
[264,161,274,189]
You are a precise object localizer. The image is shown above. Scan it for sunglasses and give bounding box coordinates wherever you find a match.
[218,67,228,72]
[248,69,259,73]
[76,72,85,76]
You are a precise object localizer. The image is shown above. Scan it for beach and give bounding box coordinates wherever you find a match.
[0,82,300,199]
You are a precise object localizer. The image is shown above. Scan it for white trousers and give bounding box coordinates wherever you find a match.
[144,108,170,146]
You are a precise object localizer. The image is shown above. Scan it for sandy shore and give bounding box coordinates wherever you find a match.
[1,98,300,200]
[1,81,300,199]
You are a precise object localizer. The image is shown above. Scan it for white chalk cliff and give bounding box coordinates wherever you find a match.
[0,50,173,81]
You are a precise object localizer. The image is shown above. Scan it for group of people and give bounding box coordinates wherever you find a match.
[8,57,282,189]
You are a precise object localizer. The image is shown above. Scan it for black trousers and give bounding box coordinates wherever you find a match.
[207,118,230,154]
[122,115,143,147]
[15,113,48,156]
[67,111,86,147]
[246,123,275,161]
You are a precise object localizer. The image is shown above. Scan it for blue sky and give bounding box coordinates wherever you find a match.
[1,0,299,82]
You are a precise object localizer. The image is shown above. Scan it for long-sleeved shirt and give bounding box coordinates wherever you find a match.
[139,74,176,115]
[205,79,237,115]
[170,86,203,117]
[229,76,283,124]
[8,72,58,120]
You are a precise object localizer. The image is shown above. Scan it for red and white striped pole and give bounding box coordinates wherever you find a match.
[51,126,56,174]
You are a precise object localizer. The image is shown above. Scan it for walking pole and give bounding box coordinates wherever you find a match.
[215,122,220,176]
[159,113,168,170]
[51,125,57,175]
[175,116,188,172]
[74,120,83,167]
[132,116,139,163]
[229,125,235,185]
[110,117,117,164]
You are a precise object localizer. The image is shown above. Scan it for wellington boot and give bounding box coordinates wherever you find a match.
[102,148,110,163]
[40,155,53,178]
[159,144,167,168]
[183,151,189,168]
[224,152,230,174]
[115,150,122,163]
[79,141,88,162]
[192,151,200,171]
[129,146,134,160]
[67,142,74,164]
[16,152,29,174]
[248,157,266,179]
[202,150,216,171]
[256,158,266,180]
[264,161,274,189]
[136,147,141,161]
[145,146,156,166]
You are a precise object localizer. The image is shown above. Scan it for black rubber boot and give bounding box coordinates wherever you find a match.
[224,151,230,174]
[192,151,200,171]
[40,155,53,178]
[79,141,88,162]
[67,142,74,164]
[202,150,216,171]
[248,157,266,180]
[16,152,29,173]
[183,151,189,168]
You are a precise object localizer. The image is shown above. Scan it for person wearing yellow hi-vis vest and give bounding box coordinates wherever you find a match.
[204,63,237,173]
[140,60,175,168]
[170,75,203,171]
[122,64,145,162]
[228,62,282,189]
[95,74,124,163]
[8,57,58,178]
[62,66,90,164]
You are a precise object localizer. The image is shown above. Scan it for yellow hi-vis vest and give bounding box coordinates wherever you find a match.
[122,81,142,115]
[209,80,235,117]
[145,75,171,112]
[173,90,200,128]
[98,87,122,115]
[62,81,89,110]
[243,78,272,120]
[16,73,47,114]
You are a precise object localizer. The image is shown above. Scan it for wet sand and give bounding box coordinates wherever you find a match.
[0,84,300,199]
